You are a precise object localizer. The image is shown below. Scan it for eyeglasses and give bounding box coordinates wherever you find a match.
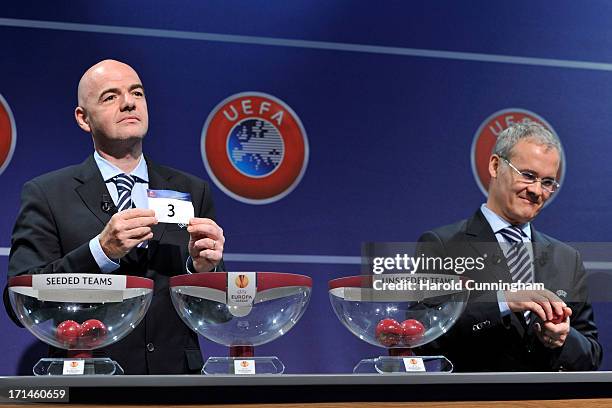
[499,156,560,193]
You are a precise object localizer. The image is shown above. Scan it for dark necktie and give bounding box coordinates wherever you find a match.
[499,226,534,323]
[112,174,136,212]
[111,174,148,270]
[498,226,534,284]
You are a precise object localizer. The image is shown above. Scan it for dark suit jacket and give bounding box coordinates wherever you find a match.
[417,209,602,372]
[4,155,223,374]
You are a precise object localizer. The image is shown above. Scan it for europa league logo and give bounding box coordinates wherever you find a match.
[235,274,249,289]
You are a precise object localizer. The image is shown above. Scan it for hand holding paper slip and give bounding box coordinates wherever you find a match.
[147,189,195,224]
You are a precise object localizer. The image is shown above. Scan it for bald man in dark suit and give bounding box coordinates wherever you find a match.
[5,59,226,374]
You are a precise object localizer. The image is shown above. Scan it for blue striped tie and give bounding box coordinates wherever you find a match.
[498,226,534,284]
[113,174,136,212]
[499,226,534,323]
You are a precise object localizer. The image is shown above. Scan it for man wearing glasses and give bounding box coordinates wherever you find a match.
[418,122,601,371]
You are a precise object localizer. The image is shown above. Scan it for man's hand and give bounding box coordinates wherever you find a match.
[534,315,571,349]
[99,209,158,259]
[504,289,567,322]
[187,218,224,273]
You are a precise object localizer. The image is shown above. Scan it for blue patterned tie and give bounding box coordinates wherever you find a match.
[498,226,534,284]
[112,174,136,212]
[499,226,534,323]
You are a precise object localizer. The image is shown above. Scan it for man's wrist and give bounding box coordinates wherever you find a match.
[497,290,511,316]
[186,256,217,274]
[89,235,120,273]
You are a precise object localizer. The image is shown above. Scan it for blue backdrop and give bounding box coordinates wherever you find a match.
[1,1,612,374]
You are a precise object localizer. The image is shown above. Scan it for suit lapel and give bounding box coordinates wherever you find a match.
[465,209,531,336]
[74,155,115,226]
[464,210,513,283]
[531,229,553,285]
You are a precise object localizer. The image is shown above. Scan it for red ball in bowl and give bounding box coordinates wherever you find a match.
[401,319,425,343]
[56,320,81,347]
[375,318,403,347]
[79,319,108,347]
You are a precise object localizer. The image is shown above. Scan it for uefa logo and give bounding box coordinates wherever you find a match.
[201,92,309,204]
[471,108,565,203]
[0,93,16,177]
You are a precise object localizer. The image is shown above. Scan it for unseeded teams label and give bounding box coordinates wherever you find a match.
[32,274,127,291]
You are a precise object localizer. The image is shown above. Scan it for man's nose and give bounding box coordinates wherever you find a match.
[526,180,544,197]
[120,93,136,111]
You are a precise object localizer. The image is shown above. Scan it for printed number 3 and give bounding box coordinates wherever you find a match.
[167,203,175,217]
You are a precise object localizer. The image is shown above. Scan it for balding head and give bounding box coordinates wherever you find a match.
[77,59,141,107]
[74,59,148,151]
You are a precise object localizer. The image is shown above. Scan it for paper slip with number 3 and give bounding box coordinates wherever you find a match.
[147,190,194,224]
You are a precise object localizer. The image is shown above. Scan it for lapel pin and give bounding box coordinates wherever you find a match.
[492,254,502,265]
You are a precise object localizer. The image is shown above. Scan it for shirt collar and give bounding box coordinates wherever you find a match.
[93,151,149,183]
[480,203,532,240]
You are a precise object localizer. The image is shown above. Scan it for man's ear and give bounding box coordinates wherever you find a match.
[488,154,500,179]
[74,106,91,133]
